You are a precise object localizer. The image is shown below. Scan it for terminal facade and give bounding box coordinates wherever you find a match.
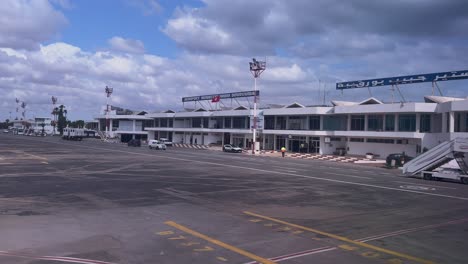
[94,95,468,158]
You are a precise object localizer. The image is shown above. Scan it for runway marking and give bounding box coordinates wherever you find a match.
[394,181,457,190]
[243,211,435,264]
[20,138,468,201]
[165,221,276,264]
[245,216,468,263]
[0,251,116,264]
[325,172,371,179]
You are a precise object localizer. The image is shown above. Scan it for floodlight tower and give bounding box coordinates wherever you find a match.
[249,58,266,154]
[105,86,113,137]
[51,96,58,135]
[15,98,19,120]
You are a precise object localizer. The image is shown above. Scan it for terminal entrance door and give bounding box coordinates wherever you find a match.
[308,137,320,153]
[224,133,231,145]
[288,136,306,153]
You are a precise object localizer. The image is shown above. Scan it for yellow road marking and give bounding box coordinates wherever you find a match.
[244,211,435,264]
[194,246,214,252]
[168,235,186,240]
[165,221,276,264]
[156,231,174,236]
[181,242,200,246]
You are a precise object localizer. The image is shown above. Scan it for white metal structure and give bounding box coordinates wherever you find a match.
[402,138,468,184]
[249,58,266,154]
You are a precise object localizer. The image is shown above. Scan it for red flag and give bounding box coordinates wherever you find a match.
[212,95,220,103]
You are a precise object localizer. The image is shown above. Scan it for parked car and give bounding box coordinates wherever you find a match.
[159,138,173,146]
[148,140,166,150]
[3,129,9,133]
[223,144,242,153]
[127,139,141,147]
[386,153,413,167]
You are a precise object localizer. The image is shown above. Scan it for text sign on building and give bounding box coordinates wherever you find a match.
[182,90,260,102]
[336,70,468,90]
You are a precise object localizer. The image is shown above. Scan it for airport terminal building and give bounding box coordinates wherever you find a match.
[95,95,468,158]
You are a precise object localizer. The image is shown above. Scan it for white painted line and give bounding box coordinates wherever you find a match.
[326,172,371,179]
[20,138,468,201]
[394,181,457,190]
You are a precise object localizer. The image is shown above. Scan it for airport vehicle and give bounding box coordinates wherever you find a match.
[17,129,24,135]
[148,140,166,150]
[402,138,468,184]
[159,138,173,146]
[127,139,141,147]
[386,153,413,167]
[223,144,242,153]
[62,128,84,141]
[3,129,9,133]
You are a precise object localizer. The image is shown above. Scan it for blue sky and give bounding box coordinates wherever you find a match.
[0,0,467,121]
[55,0,202,58]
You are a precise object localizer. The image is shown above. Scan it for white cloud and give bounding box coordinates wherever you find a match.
[0,0,67,50]
[108,36,146,54]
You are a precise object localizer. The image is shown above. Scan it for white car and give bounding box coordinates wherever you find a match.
[3,129,8,133]
[148,140,167,150]
[159,138,173,146]
[223,144,243,153]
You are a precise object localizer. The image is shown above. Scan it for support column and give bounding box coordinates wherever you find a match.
[449,111,455,133]
[442,112,448,133]
[132,120,136,132]
[221,133,224,146]
[262,135,266,150]
[273,135,277,150]
[395,114,399,132]
[320,116,324,131]
[415,113,421,132]
[347,114,351,131]
[364,114,368,131]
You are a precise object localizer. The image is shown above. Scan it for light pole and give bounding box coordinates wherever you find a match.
[249,58,266,154]
[51,96,57,135]
[105,86,113,138]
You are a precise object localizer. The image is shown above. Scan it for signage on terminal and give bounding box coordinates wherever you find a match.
[182,90,260,102]
[336,70,468,90]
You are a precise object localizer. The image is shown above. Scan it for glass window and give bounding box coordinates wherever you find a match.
[385,114,395,131]
[233,117,246,129]
[168,118,173,128]
[276,116,286,130]
[420,114,431,132]
[224,117,232,128]
[154,118,160,127]
[398,114,416,132]
[351,115,365,131]
[160,118,168,128]
[323,116,347,131]
[264,116,275,129]
[367,138,394,144]
[288,116,307,130]
[349,138,365,142]
[309,116,320,130]
[203,118,208,128]
[367,115,383,131]
[192,118,201,128]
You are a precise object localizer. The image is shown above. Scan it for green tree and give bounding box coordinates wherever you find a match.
[55,105,68,135]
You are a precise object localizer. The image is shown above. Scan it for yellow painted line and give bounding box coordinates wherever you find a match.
[165,221,276,264]
[244,211,435,264]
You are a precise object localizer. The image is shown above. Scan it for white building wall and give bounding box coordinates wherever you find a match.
[203,133,222,145]
[172,132,184,143]
[347,142,418,157]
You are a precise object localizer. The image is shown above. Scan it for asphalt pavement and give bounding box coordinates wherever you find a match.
[1,133,468,264]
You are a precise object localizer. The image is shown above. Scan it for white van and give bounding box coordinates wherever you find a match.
[148,140,167,150]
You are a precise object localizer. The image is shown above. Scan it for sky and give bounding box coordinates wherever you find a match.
[1,0,468,121]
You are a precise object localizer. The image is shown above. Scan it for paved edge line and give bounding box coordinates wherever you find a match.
[243,211,435,264]
[164,221,276,264]
[0,251,115,264]
[15,138,468,201]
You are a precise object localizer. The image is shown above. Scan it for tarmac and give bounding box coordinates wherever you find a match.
[1,133,468,264]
